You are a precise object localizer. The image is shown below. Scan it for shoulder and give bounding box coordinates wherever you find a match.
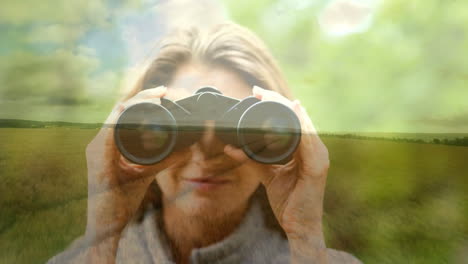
[327,248,363,264]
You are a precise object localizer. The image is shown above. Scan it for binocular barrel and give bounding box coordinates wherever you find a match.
[114,87,301,165]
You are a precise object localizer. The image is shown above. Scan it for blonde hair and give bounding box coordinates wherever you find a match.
[125,22,293,100]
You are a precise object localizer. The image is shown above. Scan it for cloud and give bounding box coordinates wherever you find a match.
[414,114,468,129]
[0,0,108,26]
[27,24,88,45]
[0,48,100,105]
[86,70,121,99]
[120,0,227,66]
[318,0,375,37]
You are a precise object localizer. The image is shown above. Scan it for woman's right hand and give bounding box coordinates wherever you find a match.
[83,86,186,260]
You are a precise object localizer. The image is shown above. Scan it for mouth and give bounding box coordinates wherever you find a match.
[180,150,241,191]
[185,176,231,183]
[183,175,232,191]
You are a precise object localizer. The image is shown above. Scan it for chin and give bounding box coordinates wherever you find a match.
[175,191,238,218]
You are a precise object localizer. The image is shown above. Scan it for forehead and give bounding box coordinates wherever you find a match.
[165,63,252,100]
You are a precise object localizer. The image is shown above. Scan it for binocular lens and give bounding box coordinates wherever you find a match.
[238,101,301,164]
[114,103,177,165]
[262,118,294,151]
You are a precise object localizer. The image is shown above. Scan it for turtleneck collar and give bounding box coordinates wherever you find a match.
[116,196,287,264]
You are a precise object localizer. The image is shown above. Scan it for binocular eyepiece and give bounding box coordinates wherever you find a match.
[114,87,301,165]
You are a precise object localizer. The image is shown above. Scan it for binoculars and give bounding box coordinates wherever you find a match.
[114,87,301,165]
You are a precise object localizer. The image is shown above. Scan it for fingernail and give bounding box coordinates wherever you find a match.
[224,145,233,152]
[117,103,125,111]
[150,85,164,90]
[252,85,264,93]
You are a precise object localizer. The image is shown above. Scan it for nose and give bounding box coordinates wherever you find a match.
[195,120,225,160]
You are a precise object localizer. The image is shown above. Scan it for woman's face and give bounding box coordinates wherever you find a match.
[155,63,261,217]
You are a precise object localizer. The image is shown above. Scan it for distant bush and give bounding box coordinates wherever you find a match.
[434,137,468,146]
[0,119,101,129]
[320,133,468,147]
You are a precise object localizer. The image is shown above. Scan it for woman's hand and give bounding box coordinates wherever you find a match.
[224,86,330,263]
[84,86,187,262]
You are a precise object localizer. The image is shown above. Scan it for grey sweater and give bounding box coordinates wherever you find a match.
[47,199,362,263]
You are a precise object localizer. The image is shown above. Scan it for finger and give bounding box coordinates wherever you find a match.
[132,86,167,100]
[252,86,316,138]
[102,103,125,128]
[101,86,168,130]
[252,85,294,108]
[119,155,147,174]
[105,86,167,124]
[121,97,162,111]
[121,86,167,109]
[292,101,330,177]
[292,101,317,141]
[224,144,249,163]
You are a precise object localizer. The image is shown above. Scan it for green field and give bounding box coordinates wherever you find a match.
[0,128,467,263]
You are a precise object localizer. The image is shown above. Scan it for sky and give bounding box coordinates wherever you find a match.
[0,0,466,133]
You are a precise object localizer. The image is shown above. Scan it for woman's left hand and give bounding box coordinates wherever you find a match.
[224,86,330,263]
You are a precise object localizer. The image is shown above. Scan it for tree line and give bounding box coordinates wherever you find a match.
[320,133,468,147]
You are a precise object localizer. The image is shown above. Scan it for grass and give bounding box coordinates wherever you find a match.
[0,128,467,263]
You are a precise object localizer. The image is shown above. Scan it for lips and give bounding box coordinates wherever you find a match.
[184,177,231,184]
[183,172,233,192]
[183,177,230,192]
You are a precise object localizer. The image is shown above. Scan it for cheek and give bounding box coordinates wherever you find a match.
[155,169,180,198]
[155,149,194,199]
[233,165,261,197]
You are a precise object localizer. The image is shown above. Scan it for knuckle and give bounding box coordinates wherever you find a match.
[319,146,330,172]
[322,158,330,175]
[264,89,277,96]
[86,140,96,154]
[321,144,330,159]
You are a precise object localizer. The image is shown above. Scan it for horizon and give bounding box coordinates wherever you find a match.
[1,117,467,135]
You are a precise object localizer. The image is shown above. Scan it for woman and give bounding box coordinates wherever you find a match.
[48,22,362,264]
